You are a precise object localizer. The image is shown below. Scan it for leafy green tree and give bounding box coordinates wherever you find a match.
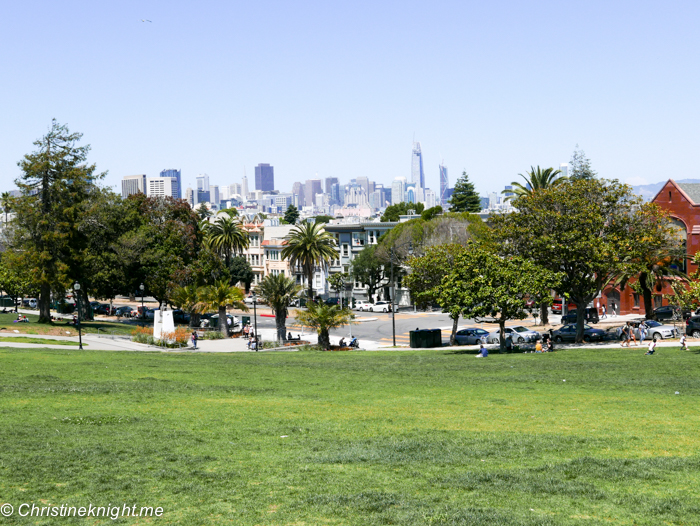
[405,244,468,344]
[0,253,34,312]
[502,166,566,201]
[492,179,668,342]
[327,272,348,299]
[438,243,560,352]
[569,145,597,180]
[205,213,249,267]
[380,202,425,222]
[196,280,248,337]
[255,273,302,342]
[228,256,255,292]
[420,205,443,221]
[448,171,481,213]
[281,222,337,300]
[283,204,300,224]
[295,301,354,350]
[170,284,201,328]
[351,246,388,303]
[10,120,104,322]
[195,204,213,219]
[314,215,334,224]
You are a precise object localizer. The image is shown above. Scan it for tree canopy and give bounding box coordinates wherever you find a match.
[569,146,597,180]
[283,204,300,224]
[380,202,424,222]
[448,171,481,213]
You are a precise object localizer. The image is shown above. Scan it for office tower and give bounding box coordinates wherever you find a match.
[368,180,375,195]
[255,163,275,192]
[411,141,425,189]
[356,176,370,195]
[391,177,406,205]
[439,162,449,206]
[147,177,178,198]
[196,174,210,192]
[559,163,569,178]
[330,183,340,204]
[292,182,305,207]
[241,174,249,197]
[424,189,436,209]
[488,192,498,208]
[305,179,322,206]
[121,174,147,198]
[197,190,211,204]
[160,169,182,199]
[211,185,220,204]
[369,191,382,210]
[185,187,194,207]
[480,196,489,210]
[406,183,417,204]
[325,177,339,194]
[503,185,514,199]
[344,186,367,206]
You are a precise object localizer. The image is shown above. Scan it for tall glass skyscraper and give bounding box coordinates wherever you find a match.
[439,162,449,206]
[255,164,275,192]
[160,169,181,199]
[411,142,425,189]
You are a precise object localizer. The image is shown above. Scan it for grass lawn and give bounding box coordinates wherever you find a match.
[1,346,699,525]
[0,336,84,346]
[0,312,135,337]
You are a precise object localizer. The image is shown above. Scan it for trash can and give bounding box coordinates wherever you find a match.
[409,330,420,348]
[427,329,442,347]
[241,316,250,326]
[410,329,442,348]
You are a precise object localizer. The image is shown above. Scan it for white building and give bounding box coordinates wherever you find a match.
[391,177,406,205]
[147,177,178,199]
[121,175,146,198]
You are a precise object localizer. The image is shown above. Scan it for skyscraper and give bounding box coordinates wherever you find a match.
[255,163,275,192]
[356,176,370,195]
[439,162,449,206]
[559,163,569,177]
[305,179,322,207]
[391,177,406,205]
[411,142,425,189]
[325,177,339,194]
[292,182,305,207]
[121,174,146,198]
[241,174,249,197]
[147,177,178,199]
[211,185,220,204]
[196,174,210,192]
[160,169,182,199]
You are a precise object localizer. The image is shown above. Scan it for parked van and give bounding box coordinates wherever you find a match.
[561,307,600,324]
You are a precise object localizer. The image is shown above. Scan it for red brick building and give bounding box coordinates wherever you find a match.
[601,179,694,315]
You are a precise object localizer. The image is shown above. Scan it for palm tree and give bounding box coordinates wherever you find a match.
[295,301,354,350]
[170,284,201,328]
[281,222,337,300]
[255,273,302,342]
[196,280,248,337]
[0,192,11,224]
[502,166,567,201]
[206,213,249,267]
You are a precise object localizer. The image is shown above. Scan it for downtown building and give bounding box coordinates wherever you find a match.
[255,164,275,192]
[121,175,147,198]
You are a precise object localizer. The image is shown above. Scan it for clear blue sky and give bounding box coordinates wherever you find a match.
[2,0,699,196]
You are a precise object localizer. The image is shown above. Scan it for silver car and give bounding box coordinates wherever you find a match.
[487,326,541,344]
[633,320,678,341]
[454,327,490,345]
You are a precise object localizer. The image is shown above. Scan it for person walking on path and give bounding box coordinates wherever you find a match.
[243,324,250,338]
[639,321,648,344]
[629,322,638,346]
[620,323,631,347]
[611,302,617,317]
[601,305,607,319]
[191,330,198,350]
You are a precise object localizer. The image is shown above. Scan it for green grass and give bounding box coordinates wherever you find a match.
[1,346,699,525]
[0,336,85,346]
[0,311,135,335]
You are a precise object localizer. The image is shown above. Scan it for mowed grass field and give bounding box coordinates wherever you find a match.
[1,347,700,525]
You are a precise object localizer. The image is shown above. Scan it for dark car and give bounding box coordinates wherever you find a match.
[93,303,115,315]
[561,308,600,325]
[173,310,191,324]
[115,306,134,317]
[654,306,680,321]
[552,324,605,343]
[687,316,700,338]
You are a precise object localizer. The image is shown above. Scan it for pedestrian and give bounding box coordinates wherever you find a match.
[629,322,638,346]
[191,330,198,350]
[611,302,617,317]
[620,323,631,347]
[645,340,657,355]
[681,333,688,350]
[243,324,250,338]
[601,305,607,319]
[639,320,647,344]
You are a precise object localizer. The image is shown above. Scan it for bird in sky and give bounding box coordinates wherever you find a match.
[141,19,152,23]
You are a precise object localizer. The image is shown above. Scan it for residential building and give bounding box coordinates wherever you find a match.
[411,141,425,189]
[146,177,178,199]
[439,162,449,206]
[255,163,275,192]
[160,169,182,199]
[121,174,146,198]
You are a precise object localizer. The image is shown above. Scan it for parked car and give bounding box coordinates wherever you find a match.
[653,306,681,321]
[561,308,600,325]
[325,297,342,307]
[115,306,135,317]
[173,310,191,324]
[210,313,239,328]
[22,298,38,309]
[93,303,115,315]
[244,296,255,305]
[630,319,678,341]
[355,301,374,312]
[552,324,606,343]
[487,326,540,344]
[145,308,158,320]
[372,301,392,313]
[551,298,577,314]
[454,327,490,345]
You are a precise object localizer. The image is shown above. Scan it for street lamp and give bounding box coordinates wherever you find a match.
[252,292,259,352]
[73,282,83,350]
[139,283,145,322]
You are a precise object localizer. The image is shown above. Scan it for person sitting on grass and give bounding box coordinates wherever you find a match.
[645,340,657,355]
[535,341,543,353]
[476,342,488,358]
[339,337,346,347]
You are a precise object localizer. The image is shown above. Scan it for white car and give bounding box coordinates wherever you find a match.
[355,301,374,312]
[372,301,392,313]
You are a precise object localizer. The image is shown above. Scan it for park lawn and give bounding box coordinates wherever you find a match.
[0,312,135,337]
[0,347,699,525]
[0,336,84,346]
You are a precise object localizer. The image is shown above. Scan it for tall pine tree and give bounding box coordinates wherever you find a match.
[448,171,481,213]
[569,145,597,180]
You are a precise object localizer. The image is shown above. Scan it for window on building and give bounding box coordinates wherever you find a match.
[654,295,663,308]
[669,191,672,202]
[267,250,279,261]
[342,244,349,256]
[352,232,365,246]
[633,293,640,307]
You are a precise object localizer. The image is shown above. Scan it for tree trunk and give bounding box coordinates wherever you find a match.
[276,308,286,342]
[640,272,654,319]
[575,301,587,343]
[498,318,506,353]
[540,303,549,326]
[190,311,201,329]
[449,314,459,345]
[38,283,51,323]
[319,328,330,350]
[219,306,229,337]
[307,266,314,303]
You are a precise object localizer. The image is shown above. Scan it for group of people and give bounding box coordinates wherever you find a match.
[619,320,651,347]
[600,302,617,319]
[14,314,29,323]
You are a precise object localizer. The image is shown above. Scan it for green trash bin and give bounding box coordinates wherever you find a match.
[409,330,421,348]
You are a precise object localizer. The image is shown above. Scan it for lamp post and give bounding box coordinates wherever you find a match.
[252,292,259,352]
[139,283,145,323]
[73,282,83,350]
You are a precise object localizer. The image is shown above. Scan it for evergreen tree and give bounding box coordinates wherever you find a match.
[569,145,597,180]
[284,204,300,224]
[448,171,481,213]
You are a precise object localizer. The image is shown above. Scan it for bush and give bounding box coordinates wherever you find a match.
[131,326,154,345]
[132,326,190,348]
